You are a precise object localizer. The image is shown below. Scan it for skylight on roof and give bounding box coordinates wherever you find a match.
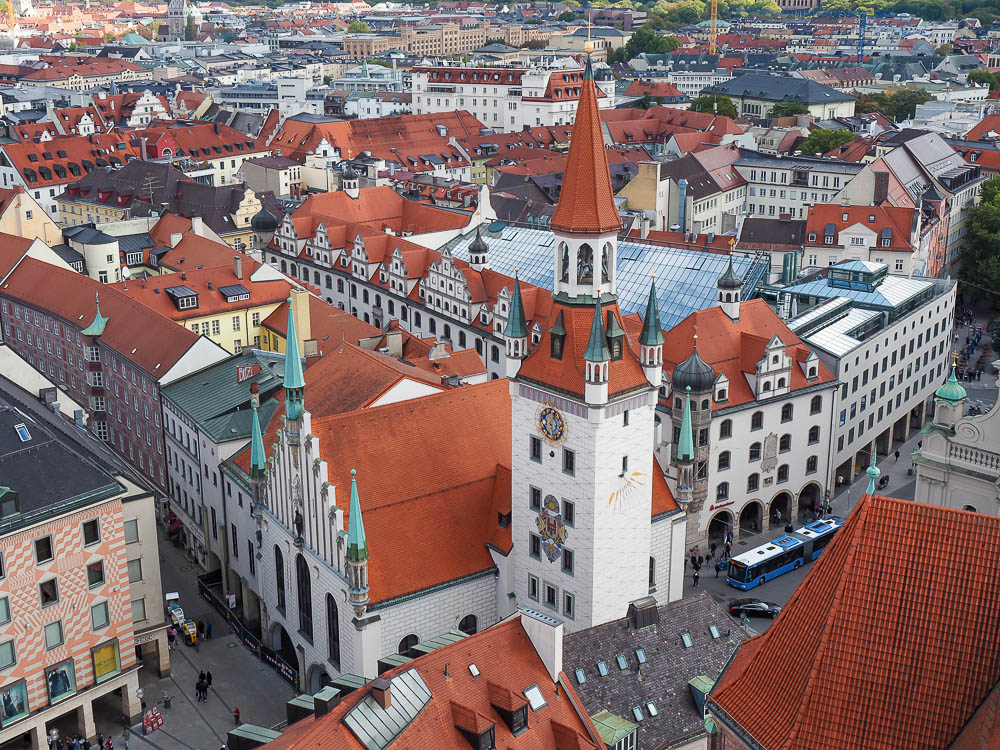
[616,655,628,671]
[468,664,479,678]
[597,661,608,677]
[632,706,644,722]
[635,648,647,664]
[646,701,658,717]
[681,633,694,648]
[574,669,585,684]
[13,423,30,442]
[709,625,721,639]
[523,684,546,712]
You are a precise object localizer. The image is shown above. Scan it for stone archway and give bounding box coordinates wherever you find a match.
[738,501,763,537]
[270,622,297,668]
[769,491,793,529]
[306,663,331,694]
[206,551,222,573]
[708,510,733,547]
[798,482,822,522]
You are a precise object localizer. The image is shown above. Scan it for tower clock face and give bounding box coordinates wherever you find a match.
[537,405,567,445]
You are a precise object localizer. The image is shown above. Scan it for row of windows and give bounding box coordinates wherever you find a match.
[526,574,574,620]
[717,427,821,469]
[716,457,818,500]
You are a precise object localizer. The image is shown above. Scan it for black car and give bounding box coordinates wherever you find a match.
[729,598,782,619]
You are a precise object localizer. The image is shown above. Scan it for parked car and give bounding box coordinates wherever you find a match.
[729,598,782,619]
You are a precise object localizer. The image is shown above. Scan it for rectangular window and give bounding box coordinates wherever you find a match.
[544,583,557,608]
[0,597,8,625]
[563,500,574,526]
[529,533,541,559]
[0,640,13,669]
[91,602,110,630]
[563,593,575,619]
[211,320,220,336]
[248,541,255,575]
[562,548,574,575]
[127,558,142,583]
[131,598,146,622]
[82,518,100,545]
[124,519,139,543]
[527,574,539,601]
[530,486,541,510]
[87,561,105,588]
[35,535,54,563]
[231,524,238,558]
[39,578,58,607]
[232,316,241,332]
[44,620,63,649]
[529,436,541,462]
[562,448,575,476]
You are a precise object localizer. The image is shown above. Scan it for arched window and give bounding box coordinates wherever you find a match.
[777,377,786,388]
[296,553,313,640]
[458,615,478,635]
[781,404,793,422]
[963,504,977,512]
[577,243,594,283]
[559,242,569,283]
[717,388,728,402]
[326,594,340,669]
[779,434,791,453]
[274,546,286,613]
[751,411,763,431]
[810,395,822,414]
[747,473,759,492]
[720,419,733,439]
[716,482,729,500]
[762,381,772,392]
[718,451,731,471]
[398,634,419,656]
[806,456,818,474]
[601,243,611,284]
[777,464,789,483]
[648,557,656,589]
[808,425,820,444]
[701,399,710,411]
[749,442,761,461]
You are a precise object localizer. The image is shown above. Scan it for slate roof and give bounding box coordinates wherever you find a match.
[0,397,123,529]
[710,495,1000,750]
[564,592,748,750]
[707,73,855,103]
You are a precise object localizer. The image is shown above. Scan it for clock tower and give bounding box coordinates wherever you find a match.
[508,55,662,631]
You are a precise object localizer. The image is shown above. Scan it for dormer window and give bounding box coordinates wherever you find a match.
[550,311,566,360]
[606,311,624,362]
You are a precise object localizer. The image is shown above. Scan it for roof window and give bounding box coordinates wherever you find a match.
[635,649,647,664]
[522,685,546,712]
[616,655,628,671]
[13,423,30,442]
[646,701,658,717]
[632,706,645,722]
[709,624,721,639]
[681,633,694,648]
[574,669,586,684]
[597,661,608,677]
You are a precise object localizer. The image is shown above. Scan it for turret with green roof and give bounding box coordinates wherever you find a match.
[345,469,370,616]
[283,297,305,421]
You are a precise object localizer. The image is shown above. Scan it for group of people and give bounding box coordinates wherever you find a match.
[167,619,212,649]
[48,732,124,750]
[687,533,735,587]
[195,671,213,702]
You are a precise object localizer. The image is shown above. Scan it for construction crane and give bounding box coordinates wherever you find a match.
[709,0,719,55]
[857,11,867,63]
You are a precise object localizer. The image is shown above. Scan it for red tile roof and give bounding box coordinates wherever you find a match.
[261,617,599,750]
[661,300,835,409]
[624,80,685,99]
[3,133,142,189]
[1,258,204,376]
[710,494,1000,750]
[261,295,380,348]
[805,204,916,252]
[518,299,649,400]
[550,68,621,235]
[966,113,1000,142]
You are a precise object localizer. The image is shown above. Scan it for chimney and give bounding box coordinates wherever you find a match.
[640,214,650,239]
[519,609,563,683]
[233,255,243,279]
[191,216,204,235]
[312,685,341,717]
[429,341,448,360]
[139,137,147,161]
[170,232,183,247]
[874,170,889,205]
[371,678,391,710]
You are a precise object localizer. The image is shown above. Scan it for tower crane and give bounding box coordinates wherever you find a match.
[709,0,719,55]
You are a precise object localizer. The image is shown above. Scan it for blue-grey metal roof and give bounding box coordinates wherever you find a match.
[343,668,432,750]
[446,224,769,330]
[218,284,250,297]
[164,285,197,299]
[118,233,155,254]
[775,273,934,310]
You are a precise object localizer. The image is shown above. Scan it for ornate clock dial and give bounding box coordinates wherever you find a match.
[537,405,567,445]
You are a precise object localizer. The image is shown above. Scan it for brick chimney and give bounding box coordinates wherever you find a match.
[371,677,391,710]
[233,255,243,280]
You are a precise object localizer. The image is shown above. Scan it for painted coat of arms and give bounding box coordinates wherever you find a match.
[536,495,568,562]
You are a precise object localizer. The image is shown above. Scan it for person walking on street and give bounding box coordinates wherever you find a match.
[894,449,900,462]
[197,621,204,641]
[233,707,240,726]
[121,731,129,750]
[104,737,113,750]
[199,671,205,683]
[715,560,721,578]
[205,621,212,640]
[206,671,213,689]
[692,570,700,588]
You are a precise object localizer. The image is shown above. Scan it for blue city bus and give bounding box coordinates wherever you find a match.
[726,516,844,590]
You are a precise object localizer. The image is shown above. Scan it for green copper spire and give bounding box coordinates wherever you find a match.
[866,448,880,495]
[81,292,109,337]
[504,272,528,339]
[283,297,305,420]
[584,298,610,362]
[934,362,967,405]
[249,401,266,482]
[677,386,694,463]
[346,469,368,564]
[639,278,664,347]
[718,254,742,290]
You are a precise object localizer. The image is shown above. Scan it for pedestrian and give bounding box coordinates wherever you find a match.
[692,570,699,588]
[205,621,212,640]
[72,738,81,750]
[894,449,900,462]
[710,542,717,558]
[697,554,704,567]
[197,621,204,641]
[121,731,129,750]
[104,738,113,750]
[206,671,213,689]
[83,739,91,750]
[715,560,721,578]
[169,627,177,649]
[199,671,206,683]
[194,678,201,702]
[233,707,240,726]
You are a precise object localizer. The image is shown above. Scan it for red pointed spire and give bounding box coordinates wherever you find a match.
[551,57,621,235]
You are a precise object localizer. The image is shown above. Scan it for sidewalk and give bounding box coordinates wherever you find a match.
[92,529,293,750]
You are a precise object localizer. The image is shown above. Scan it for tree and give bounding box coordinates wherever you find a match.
[347,20,371,33]
[105,31,115,42]
[855,89,933,122]
[521,39,548,49]
[960,176,1000,302]
[935,42,954,55]
[690,93,738,117]
[969,68,1000,91]
[796,128,856,156]
[558,10,577,21]
[607,26,680,63]
[185,13,197,41]
[769,101,809,117]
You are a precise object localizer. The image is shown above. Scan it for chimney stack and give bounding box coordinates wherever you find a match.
[371,678,391,710]
[170,232,183,247]
[234,255,243,279]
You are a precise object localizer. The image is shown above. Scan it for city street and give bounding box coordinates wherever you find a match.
[92,529,294,750]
